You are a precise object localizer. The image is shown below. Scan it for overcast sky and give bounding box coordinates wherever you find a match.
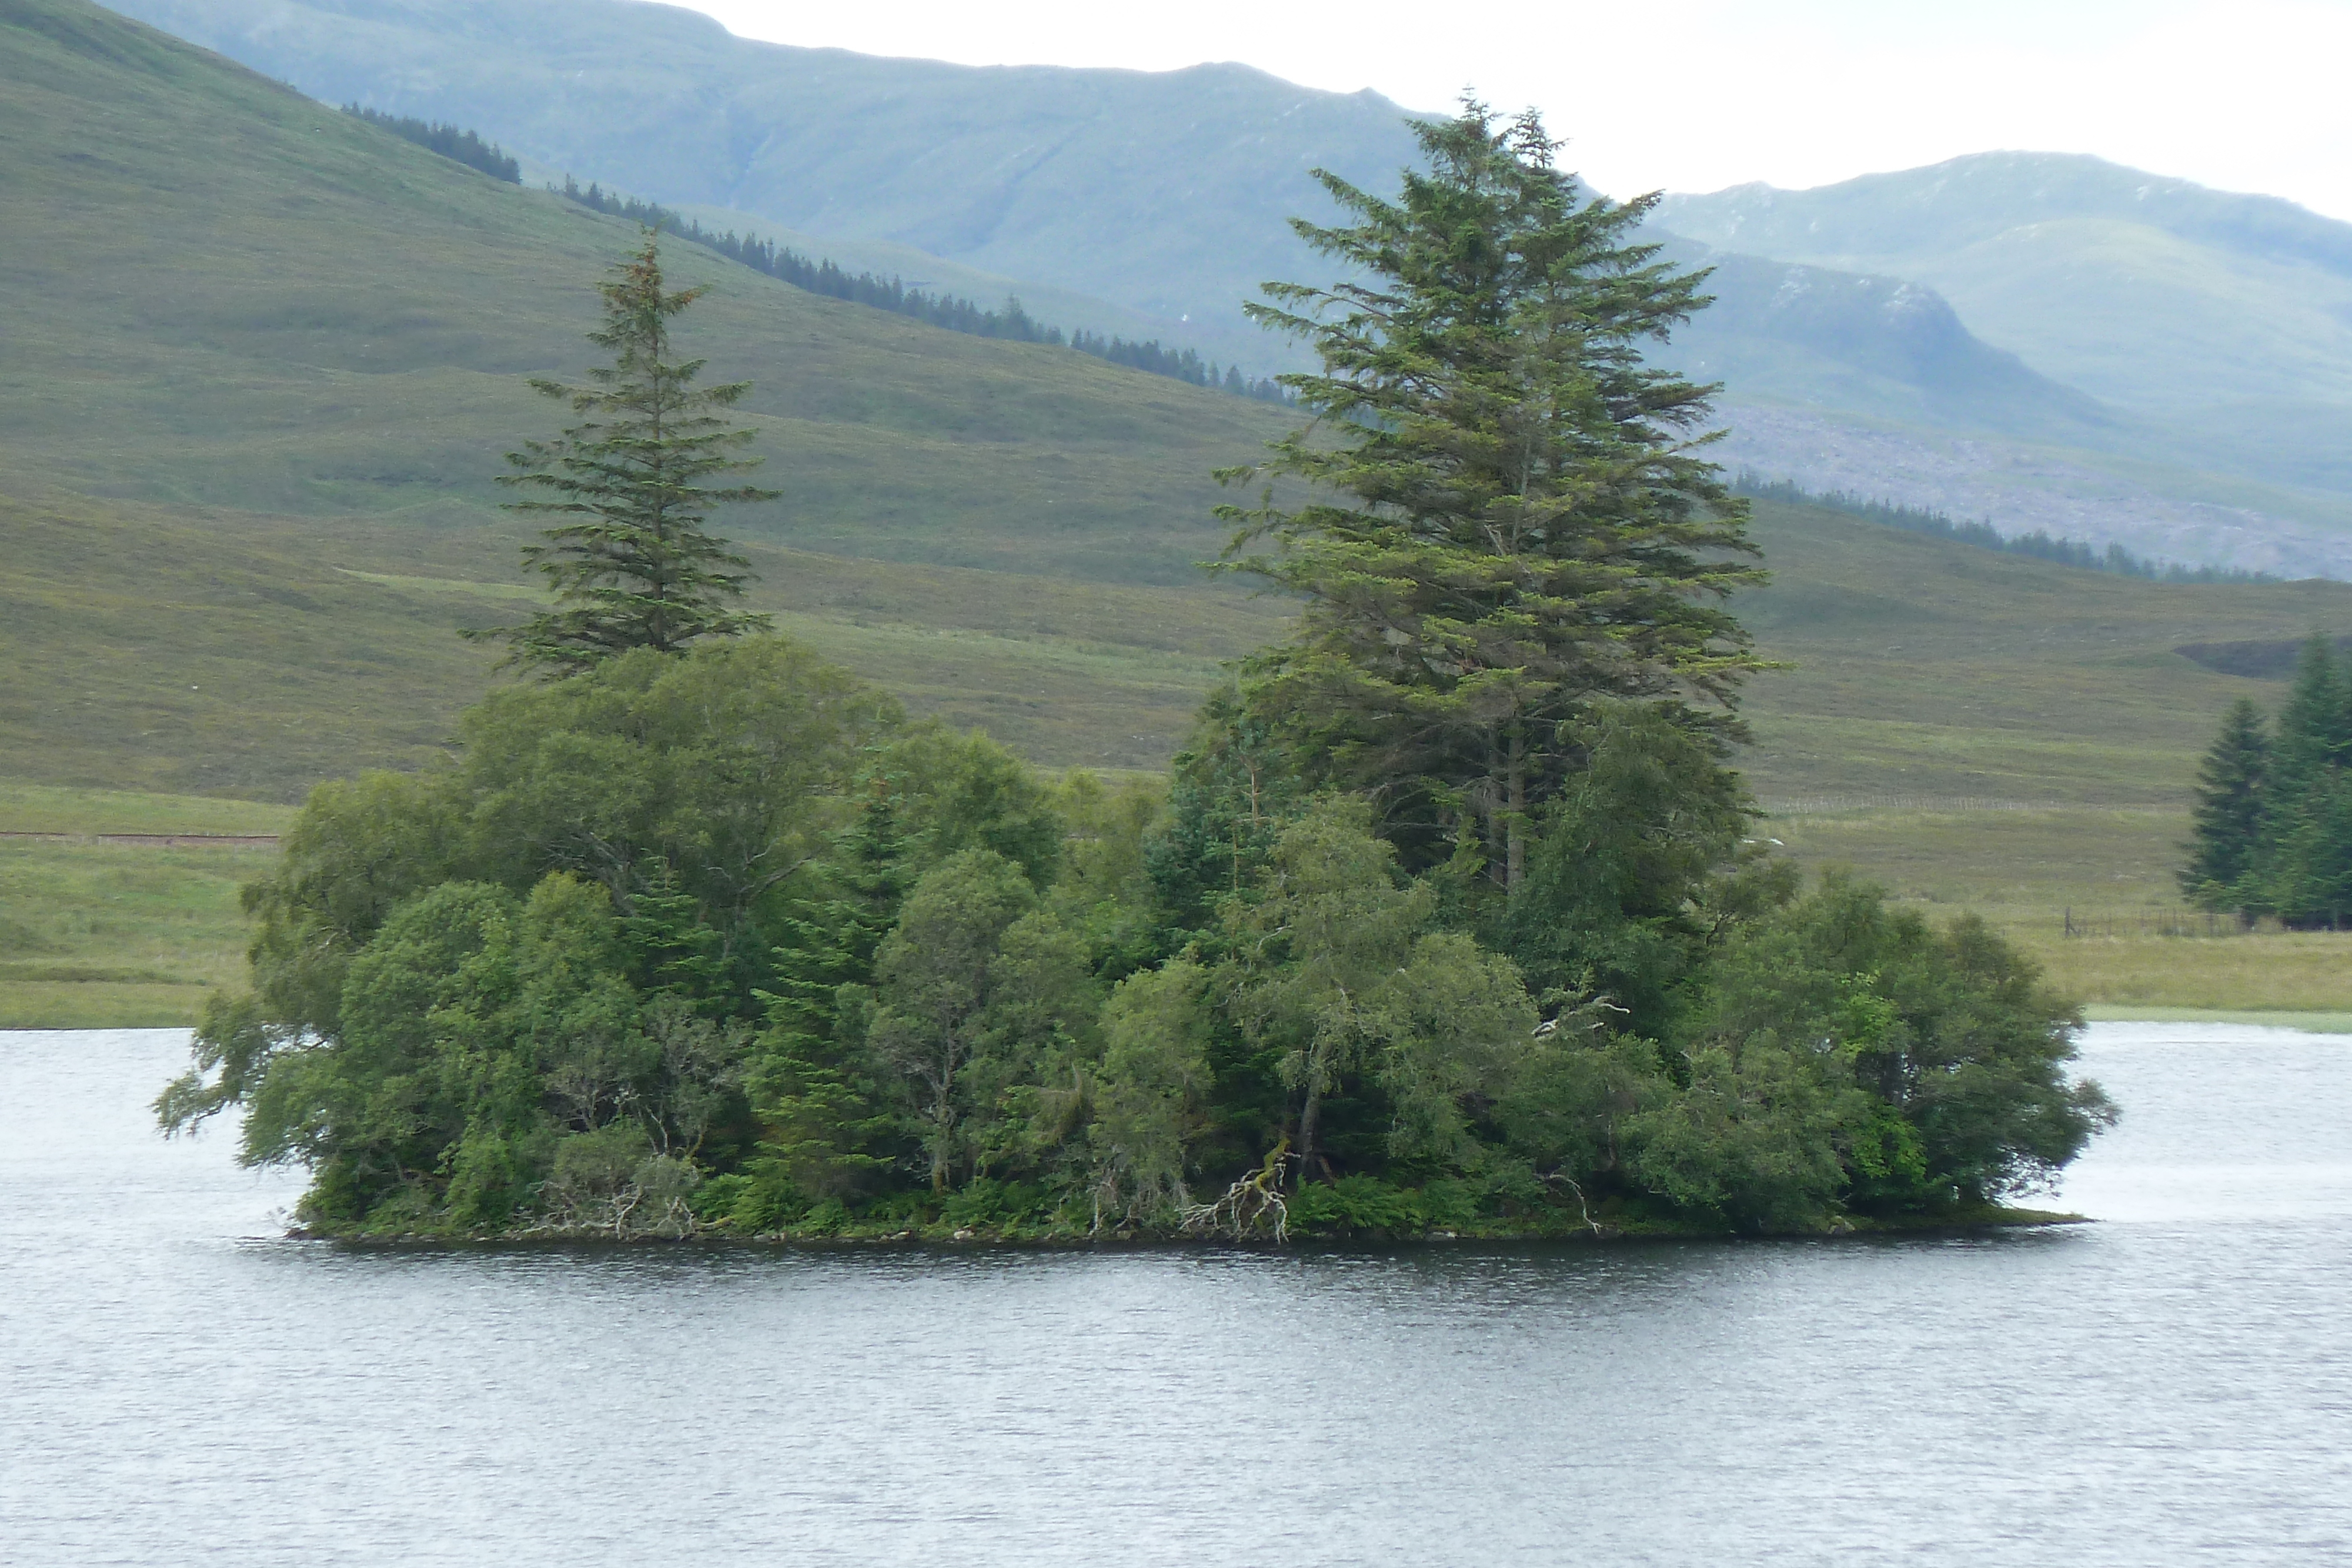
[681,0,2352,220]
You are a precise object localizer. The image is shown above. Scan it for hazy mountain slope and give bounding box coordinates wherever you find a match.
[1653,152,2352,425]
[4,0,1292,587]
[14,0,2352,809]
[1659,246,2110,441]
[0,0,1303,789]
[99,0,1428,361]
[1651,155,2352,562]
[103,0,2093,426]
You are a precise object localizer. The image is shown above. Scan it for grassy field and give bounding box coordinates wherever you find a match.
[0,844,269,1027]
[0,781,293,837]
[1769,802,2352,1015]
[0,787,293,1027]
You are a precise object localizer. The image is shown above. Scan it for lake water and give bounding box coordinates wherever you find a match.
[2,1023,2347,1566]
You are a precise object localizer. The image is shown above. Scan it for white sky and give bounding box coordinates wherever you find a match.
[679,0,2352,220]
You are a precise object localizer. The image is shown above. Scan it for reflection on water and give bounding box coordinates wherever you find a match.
[2,1024,2347,1566]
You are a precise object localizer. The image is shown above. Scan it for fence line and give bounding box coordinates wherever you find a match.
[1760,795,2073,816]
[2060,907,2254,939]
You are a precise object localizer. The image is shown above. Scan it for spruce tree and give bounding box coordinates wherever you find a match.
[485,229,776,674]
[2250,637,2352,926]
[1218,102,1766,890]
[2179,697,2268,914]
[2269,636,2352,791]
[747,787,914,1192]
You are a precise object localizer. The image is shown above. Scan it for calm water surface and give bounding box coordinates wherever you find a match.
[3,1022,2347,1565]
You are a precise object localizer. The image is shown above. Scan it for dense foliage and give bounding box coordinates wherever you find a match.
[556,179,1292,402]
[157,637,2110,1239]
[2183,637,2352,926]
[482,232,776,673]
[158,106,2112,1241]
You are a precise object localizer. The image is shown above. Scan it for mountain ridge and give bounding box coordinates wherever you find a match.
[1653,150,2352,419]
[101,0,1431,353]
[99,0,2352,576]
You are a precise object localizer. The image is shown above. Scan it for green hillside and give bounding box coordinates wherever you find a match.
[105,0,2086,432]
[107,1,2352,567]
[102,0,1426,367]
[11,0,2352,808]
[4,0,1286,587]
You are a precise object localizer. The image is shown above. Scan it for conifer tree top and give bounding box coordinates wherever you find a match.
[1215,101,1769,887]
[483,229,777,676]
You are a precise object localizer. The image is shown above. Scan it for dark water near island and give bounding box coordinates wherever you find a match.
[4,1024,2347,1566]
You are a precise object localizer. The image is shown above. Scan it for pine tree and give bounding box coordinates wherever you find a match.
[2179,697,2268,914]
[747,785,915,1190]
[617,861,733,1008]
[485,229,776,674]
[2269,636,2352,790]
[1218,102,1767,890]
[2249,637,2352,926]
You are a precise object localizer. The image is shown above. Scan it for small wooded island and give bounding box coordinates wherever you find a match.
[159,107,2114,1241]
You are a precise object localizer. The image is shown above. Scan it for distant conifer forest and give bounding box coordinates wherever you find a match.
[342,105,520,183]
[558,178,1295,403]
[1733,474,2274,584]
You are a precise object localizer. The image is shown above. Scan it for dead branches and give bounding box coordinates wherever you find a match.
[1180,1139,1291,1241]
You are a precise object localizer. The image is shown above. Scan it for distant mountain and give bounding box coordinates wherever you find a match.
[92,1,2079,420]
[1646,154,2352,566]
[1658,246,2110,440]
[1654,153,2352,476]
[78,1,2352,573]
[99,0,1428,367]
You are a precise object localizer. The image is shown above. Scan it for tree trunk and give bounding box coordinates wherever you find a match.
[930,1047,956,1192]
[1504,732,1527,894]
[1295,1075,1323,1190]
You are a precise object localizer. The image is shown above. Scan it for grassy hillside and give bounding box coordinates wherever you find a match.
[110,0,2352,578]
[0,786,292,1027]
[12,0,2352,805]
[1738,503,2352,803]
[102,0,1426,364]
[4,0,1288,587]
[107,2,2129,436]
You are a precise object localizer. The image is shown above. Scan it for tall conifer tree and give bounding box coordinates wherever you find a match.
[2252,637,2352,925]
[2269,637,2351,788]
[1218,102,1766,890]
[486,230,776,674]
[2179,697,2269,914]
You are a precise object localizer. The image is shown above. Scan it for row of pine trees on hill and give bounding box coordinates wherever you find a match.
[1731,476,2272,585]
[343,105,520,183]
[159,105,2114,1241]
[556,179,1294,403]
[2183,637,2352,927]
[336,99,1294,403]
